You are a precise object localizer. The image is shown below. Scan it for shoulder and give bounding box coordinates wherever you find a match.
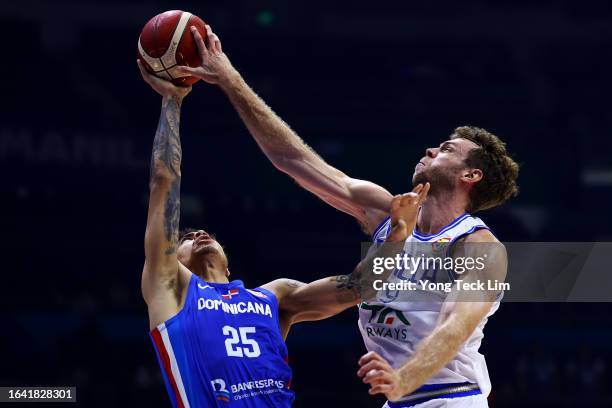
[454,227,506,264]
[462,228,499,243]
[457,227,507,279]
[260,278,306,301]
[459,228,506,258]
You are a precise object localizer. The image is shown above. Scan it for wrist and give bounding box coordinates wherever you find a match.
[162,94,184,105]
[395,366,415,397]
[218,66,241,91]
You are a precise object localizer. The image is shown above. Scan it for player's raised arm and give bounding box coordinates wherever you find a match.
[138,60,192,327]
[357,229,507,402]
[178,25,393,234]
[264,184,429,337]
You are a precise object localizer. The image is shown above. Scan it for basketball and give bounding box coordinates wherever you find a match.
[138,10,207,86]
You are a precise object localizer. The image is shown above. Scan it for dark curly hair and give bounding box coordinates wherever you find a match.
[452,126,519,212]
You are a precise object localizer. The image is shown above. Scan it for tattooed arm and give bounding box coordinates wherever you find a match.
[138,60,193,329]
[263,184,430,338]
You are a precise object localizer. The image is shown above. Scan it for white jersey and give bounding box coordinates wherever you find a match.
[358,212,500,404]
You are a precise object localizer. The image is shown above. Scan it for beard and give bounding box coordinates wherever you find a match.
[413,164,460,194]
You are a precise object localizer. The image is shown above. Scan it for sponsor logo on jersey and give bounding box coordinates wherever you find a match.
[361,304,410,325]
[222,289,240,299]
[360,304,412,343]
[211,378,230,402]
[198,283,213,290]
[231,378,285,393]
[364,325,411,342]
[210,377,287,402]
[198,298,273,318]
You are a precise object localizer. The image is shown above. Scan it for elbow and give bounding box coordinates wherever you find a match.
[354,267,373,301]
[441,314,475,346]
[270,154,303,175]
[270,155,292,173]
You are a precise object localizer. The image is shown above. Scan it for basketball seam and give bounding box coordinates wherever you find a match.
[138,11,193,82]
[158,59,174,80]
[161,12,192,70]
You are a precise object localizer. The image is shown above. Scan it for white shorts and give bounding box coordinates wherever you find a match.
[384,394,488,408]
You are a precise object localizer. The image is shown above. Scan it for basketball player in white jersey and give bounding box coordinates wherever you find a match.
[178,24,519,407]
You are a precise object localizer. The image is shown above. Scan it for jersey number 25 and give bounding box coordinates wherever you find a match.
[222,326,261,358]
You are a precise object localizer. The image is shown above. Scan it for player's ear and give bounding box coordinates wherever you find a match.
[461,168,483,185]
[225,268,231,278]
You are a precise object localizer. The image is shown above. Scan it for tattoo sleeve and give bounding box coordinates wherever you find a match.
[332,241,406,304]
[285,280,305,289]
[150,97,183,255]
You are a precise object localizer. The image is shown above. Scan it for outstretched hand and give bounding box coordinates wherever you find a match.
[386,182,430,243]
[137,60,191,100]
[357,351,405,402]
[177,25,236,85]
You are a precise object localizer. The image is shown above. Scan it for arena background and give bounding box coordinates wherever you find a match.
[2,0,612,406]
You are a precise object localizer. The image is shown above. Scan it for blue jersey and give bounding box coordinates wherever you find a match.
[150,275,294,408]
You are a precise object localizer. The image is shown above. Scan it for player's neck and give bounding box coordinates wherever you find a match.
[416,192,468,236]
[191,259,229,283]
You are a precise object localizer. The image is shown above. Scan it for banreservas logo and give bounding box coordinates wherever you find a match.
[210,377,287,402]
[231,378,285,393]
[210,378,230,402]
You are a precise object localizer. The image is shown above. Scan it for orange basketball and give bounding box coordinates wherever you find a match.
[138,10,207,86]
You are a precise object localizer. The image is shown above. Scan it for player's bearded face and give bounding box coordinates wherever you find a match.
[413,138,475,192]
[413,162,461,191]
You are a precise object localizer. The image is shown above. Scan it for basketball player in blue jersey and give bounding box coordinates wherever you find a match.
[137,57,431,408]
[178,25,520,407]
